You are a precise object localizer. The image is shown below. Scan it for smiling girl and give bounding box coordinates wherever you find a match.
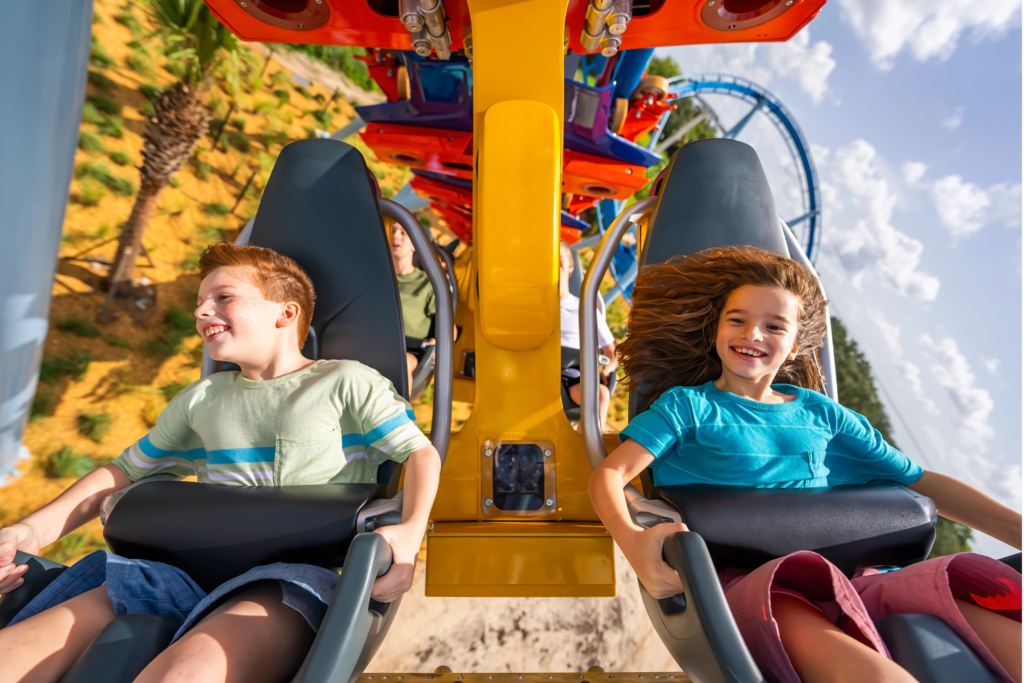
[589,246,1022,683]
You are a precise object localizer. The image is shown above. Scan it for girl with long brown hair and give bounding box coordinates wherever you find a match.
[589,246,1021,683]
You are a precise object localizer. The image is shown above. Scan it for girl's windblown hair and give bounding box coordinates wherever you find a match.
[619,246,828,406]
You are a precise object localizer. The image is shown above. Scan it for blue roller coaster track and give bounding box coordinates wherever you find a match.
[591,72,823,306]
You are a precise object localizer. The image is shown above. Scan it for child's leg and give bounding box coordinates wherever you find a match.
[957,599,1022,683]
[0,585,116,683]
[772,593,916,683]
[135,582,315,683]
[406,352,419,391]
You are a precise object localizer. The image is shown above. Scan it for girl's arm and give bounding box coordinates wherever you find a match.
[588,439,688,599]
[0,463,131,593]
[909,470,1022,550]
[371,444,442,602]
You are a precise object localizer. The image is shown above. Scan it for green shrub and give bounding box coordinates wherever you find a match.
[56,317,101,338]
[30,393,53,422]
[276,44,377,93]
[312,109,332,128]
[253,100,275,114]
[138,100,155,118]
[272,88,290,105]
[313,92,326,105]
[126,39,149,56]
[105,336,132,349]
[109,150,132,166]
[160,383,189,402]
[126,54,154,78]
[116,10,143,35]
[305,127,317,139]
[140,83,162,100]
[205,202,231,216]
[232,117,247,131]
[296,86,313,100]
[42,530,108,564]
[46,447,97,479]
[75,179,105,206]
[83,224,110,239]
[201,225,227,243]
[166,306,196,334]
[79,132,105,153]
[88,70,114,92]
[169,177,181,188]
[226,131,250,153]
[90,37,117,69]
[87,95,122,116]
[97,116,125,139]
[82,102,105,125]
[39,349,92,383]
[75,163,134,196]
[195,161,212,180]
[271,70,291,86]
[77,412,113,443]
[144,307,198,357]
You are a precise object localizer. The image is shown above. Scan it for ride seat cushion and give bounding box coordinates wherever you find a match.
[651,484,936,575]
[103,481,386,591]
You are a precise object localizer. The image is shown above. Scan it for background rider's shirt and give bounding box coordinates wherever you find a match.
[397,268,436,339]
[560,294,615,349]
[621,381,923,489]
[112,359,430,486]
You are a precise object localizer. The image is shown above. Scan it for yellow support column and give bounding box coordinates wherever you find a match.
[428,0,614,597]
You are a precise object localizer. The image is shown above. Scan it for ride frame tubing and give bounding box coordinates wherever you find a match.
[380,199,454,463]
[580,196,656,504]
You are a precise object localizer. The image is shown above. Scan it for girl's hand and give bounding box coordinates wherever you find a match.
[0,523,41,594]
[371,523,423,603]
[624,522,688,599]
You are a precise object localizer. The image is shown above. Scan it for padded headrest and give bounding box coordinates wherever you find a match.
[641,138,787,266]
[653,484,937,576]
[104,481,386,592]
[250,140,409,398]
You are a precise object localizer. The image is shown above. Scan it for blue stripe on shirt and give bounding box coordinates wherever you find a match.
[342,434,364,448]
[138,435,206,462]
[365,412,412,444]
[206,447,276,465]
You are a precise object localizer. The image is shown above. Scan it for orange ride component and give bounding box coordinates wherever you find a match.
[562,150,648,200]
[618,75,679,142]
[360,123,474,180]
[561,226,583,245]
[356,50,405,103]
[564,0,826,53]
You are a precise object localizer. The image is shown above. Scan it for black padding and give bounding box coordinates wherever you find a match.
[104,481,385,592]
[642,138,787,266]
[652,485,936,576]
[1000,552,1022,573]
[875,614,998,683]
[249,139,409,398]
[58,615,177,683]
[0,552,67,628]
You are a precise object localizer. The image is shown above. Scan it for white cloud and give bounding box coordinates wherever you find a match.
[670,27,836,103]
[902,161,928,187]
[982,357,1002,375]
[932,175,991,237]
[987,182,1023,228]
[836,0,1023,70]
[941,106,965,130]
[867,309,939,413]
[921,334,995,451]
[824,140,940,300]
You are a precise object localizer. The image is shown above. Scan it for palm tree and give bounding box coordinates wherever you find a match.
[100,0,254,322]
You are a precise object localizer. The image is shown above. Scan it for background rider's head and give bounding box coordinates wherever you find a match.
[390,223,416,273]
[558,240,574,299]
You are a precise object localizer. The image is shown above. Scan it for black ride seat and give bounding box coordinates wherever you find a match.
[630,139,999,683]
[0,139,452,683]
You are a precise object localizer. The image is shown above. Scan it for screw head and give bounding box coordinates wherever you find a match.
[239,1,246,6]
[429,523,434,531]
[484,498,493,507]
[544,449,552,457]
[546,498,554,507]
[484,449,493,456]
[786,0,793,4]
[297,23,305,28]
[707,1,714,5]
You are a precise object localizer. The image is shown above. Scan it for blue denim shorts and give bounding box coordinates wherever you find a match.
[10,551,339,642]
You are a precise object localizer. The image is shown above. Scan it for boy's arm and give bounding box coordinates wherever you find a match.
[0,463,131,593]
[371,444,441,603]
[909,470,1021,550]
[588,439,687,599]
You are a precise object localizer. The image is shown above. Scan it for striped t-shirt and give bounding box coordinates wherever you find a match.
[112,360,430,486]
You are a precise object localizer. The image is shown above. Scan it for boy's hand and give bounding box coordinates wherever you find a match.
[371,523,423,603]
[0,523,40,594]
[623,522,688,600]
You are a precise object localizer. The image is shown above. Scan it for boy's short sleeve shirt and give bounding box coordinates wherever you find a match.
[112,360,431,486]
[396,269,436,340]
[620,382,923,489]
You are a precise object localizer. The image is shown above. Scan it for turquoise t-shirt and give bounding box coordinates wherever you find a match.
[620,381,923,489]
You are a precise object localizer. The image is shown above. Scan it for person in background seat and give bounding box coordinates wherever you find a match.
[390,223,436,391]
[560,240,618,430]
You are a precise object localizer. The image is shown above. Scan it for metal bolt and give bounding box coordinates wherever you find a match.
[448,137,455,142]
[378,129,384,133]
[429,523,434,531]
[484,449,493,456]
[786,0,793,4]
[484,498,493,507]
[544,449,552,457]
[626,168,632,174]
[546,498,554,507]
[239,1,246,6]
[707,1,714,5]
[316,0,322,3]
[297,23,305,28]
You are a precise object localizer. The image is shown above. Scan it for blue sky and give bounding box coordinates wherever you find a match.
[657,0,1022,557]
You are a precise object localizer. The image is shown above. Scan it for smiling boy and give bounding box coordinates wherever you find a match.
[0,244,441,683]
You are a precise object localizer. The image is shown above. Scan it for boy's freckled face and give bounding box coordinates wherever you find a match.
[390,225,414,260]
[195,267,281,363]
[715,285,800,382]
